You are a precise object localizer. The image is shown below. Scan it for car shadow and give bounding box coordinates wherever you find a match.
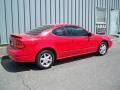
[1,53,95,73]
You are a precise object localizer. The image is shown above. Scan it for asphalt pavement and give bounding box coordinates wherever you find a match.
[0,39,120,90]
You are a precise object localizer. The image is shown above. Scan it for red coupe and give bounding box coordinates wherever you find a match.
[7,24,112,69]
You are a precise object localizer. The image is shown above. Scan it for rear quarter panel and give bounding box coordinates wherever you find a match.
[34,34,61,60]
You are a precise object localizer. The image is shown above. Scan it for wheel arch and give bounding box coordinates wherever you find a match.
[35,47,57,61]
[100,40,109,48]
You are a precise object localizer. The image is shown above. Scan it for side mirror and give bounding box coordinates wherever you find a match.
[88,33,92,37]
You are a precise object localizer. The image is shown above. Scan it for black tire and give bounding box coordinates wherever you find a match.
[36,50,55,69]
[97,41,108,56]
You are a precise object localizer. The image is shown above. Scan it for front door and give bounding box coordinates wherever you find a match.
[64,26,90,55]
[52,27,74,58]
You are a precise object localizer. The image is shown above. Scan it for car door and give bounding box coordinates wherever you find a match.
[64,26,91,55]
[52,27,75,58]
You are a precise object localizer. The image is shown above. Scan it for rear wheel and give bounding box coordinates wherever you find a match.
[97,42,108,56]
[36,50,55,69]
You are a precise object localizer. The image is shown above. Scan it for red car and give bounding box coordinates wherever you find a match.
[7,24,112,69]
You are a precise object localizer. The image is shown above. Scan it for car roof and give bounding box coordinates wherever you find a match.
[52,24,79,27]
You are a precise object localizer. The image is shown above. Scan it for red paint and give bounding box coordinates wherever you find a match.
[7,24,112,62]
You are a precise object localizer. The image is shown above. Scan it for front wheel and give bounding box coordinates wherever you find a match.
[97,42,108,56]
[36,50,55,69]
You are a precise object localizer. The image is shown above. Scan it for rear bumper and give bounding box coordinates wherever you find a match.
[7,46,35,62]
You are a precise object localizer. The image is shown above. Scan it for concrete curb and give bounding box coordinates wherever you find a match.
[0,46,7,58]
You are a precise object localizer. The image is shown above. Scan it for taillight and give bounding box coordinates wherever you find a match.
[9,34,25,49]
[10,40,25,49]
[15,40,25,49]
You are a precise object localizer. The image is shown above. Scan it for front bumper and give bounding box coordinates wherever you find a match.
[108,39,112,48]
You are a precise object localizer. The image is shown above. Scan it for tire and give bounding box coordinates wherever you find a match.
[97,41,108,56]
[36,50,55,69]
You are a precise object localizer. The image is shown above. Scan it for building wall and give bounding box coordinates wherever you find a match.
[0,0,120,44]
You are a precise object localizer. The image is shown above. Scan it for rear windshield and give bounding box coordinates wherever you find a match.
[26,25,53,35]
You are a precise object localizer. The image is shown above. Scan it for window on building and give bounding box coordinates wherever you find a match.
[96,8,106,23]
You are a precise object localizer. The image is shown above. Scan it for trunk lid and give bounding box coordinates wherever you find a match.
[9,34,37,49]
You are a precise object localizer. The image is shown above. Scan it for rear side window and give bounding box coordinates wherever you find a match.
[26,25,53,35]
[52,27,65,36]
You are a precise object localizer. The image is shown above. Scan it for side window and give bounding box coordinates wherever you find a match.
[64,26,88,36]
[52,27,65,36]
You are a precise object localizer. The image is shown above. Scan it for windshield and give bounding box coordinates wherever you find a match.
[26,25,53,35]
